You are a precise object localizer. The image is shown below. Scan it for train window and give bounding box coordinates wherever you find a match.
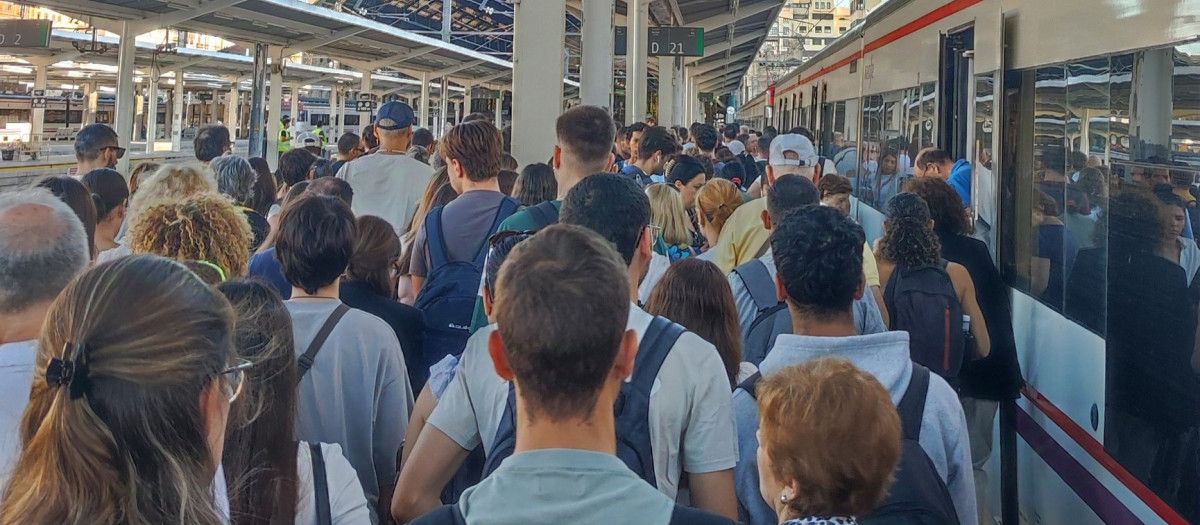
[974,73,997,254]
[920,82,936,149]
[1000,43,1200,518]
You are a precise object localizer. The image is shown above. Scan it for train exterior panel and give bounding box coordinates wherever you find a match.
[740,1,1200,523]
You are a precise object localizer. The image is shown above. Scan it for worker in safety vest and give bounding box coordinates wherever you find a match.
[278,116,293,153]
[313,122,326,148]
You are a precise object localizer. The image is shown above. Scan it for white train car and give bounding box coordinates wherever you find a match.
[740,1,1200,524]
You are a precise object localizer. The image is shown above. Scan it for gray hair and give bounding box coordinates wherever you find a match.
[0,188,89,313]
[209,155,256,205]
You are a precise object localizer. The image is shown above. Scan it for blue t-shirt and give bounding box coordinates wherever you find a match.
[949,159,972,207]
[249,247,291,299]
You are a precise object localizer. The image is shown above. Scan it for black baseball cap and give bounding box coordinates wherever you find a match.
[376,101,416,130]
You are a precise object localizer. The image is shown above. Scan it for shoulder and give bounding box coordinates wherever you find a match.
[342,307,403,347]
[922,372,967,430]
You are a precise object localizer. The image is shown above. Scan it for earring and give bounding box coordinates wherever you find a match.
[780,493,790,505]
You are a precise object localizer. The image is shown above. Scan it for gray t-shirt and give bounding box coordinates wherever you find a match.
[0,339,36,480]
[285,299,414,522]
[410,190,511,278]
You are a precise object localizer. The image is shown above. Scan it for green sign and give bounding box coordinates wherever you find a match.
[699,92,714,103]
[615,26,704,57]
[0,20,51,48]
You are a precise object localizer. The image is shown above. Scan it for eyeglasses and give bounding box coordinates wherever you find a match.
[648,224,662,239]
[217,359,254,402]
[489,229,537,248]
[103,146,127,159]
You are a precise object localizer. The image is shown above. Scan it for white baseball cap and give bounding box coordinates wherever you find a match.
[726,140,746,156]
[769,134,818,168]
[296,131,319,146]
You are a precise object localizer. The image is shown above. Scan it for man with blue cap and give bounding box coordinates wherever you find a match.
[337,101,434,234]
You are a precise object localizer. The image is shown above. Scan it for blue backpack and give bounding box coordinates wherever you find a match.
[483,316,686,488]
[415,197,520,381]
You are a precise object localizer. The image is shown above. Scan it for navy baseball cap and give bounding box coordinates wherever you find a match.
[376,101,416,130]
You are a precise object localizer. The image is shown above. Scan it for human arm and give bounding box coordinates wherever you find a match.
[390,425,472,523]
[689,470,738,520]
[871,285,889,327]
[1030,256,1050,296]
[400,384,438,472]
[950,263,991,359]
[410,223,430,299]
[681,336,741,520]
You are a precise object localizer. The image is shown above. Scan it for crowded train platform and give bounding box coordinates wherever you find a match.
[1,0,1199,524]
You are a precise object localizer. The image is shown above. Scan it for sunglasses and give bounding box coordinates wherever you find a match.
[103,145,127,159]
[216,359,254,402]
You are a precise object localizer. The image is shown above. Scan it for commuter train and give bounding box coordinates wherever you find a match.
[738,0,1200,523]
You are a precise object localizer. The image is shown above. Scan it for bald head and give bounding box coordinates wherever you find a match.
[0,189,89,313]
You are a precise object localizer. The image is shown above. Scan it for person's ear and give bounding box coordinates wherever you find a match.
[761,209,772,231]
[488,330,515,381]
[553,145,563,170]
[612,329,638,382]
[483,286,495,317]
[639,225,653,258]
[855,272,866,300]
[605,152,616,173]
[766,165,776,187]
[775,273,788,303]
[928,219,935,230]
[882,220,890,233]
[674,179,685,191]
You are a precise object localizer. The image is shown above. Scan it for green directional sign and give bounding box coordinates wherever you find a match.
[615,26,704,57]
[0,20,51,48]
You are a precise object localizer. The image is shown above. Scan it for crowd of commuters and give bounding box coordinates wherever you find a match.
[0,108,1047,525]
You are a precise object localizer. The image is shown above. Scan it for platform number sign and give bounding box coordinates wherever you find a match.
[356,101,377,112]
[0,20,51,48]
[615,26,704,57]
[30,96,46,109]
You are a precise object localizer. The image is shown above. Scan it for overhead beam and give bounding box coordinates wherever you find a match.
[226,6,330,35]
[695,31,760,61]
[697,0,779,32]
[355,48,438,72]
[690,51,754,75]
[163,55,216,72]
[280,26,369,56]
[427,59,485,79]
[143,0,248,30]
[471,70,511,84]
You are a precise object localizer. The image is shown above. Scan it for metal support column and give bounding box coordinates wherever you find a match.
[113,20,138,174]
[1131,48,1173,161]
[657,56,674,127]
[580,0,614,110]
[266,50,284,169]
[248,43,267,159]
[172,72,185,151]
[289,84,300,129]
[145,74,159,152]
[494,88,503,126]
[134,90,145,141]
[419,72,431,129]
[513,0,564,164]
[85,82,98,125]
[334,87,345,137]
[627,0,648,124]
[30,64,46,141]
[461,81,472,121]
[439,76,449,135]
[227,83,239,138]
[358,74,372,131]
[671,58,683,127]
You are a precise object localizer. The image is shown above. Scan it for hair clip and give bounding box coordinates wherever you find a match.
[45,342,90,400]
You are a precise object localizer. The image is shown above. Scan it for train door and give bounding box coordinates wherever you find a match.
[939,26,974,160]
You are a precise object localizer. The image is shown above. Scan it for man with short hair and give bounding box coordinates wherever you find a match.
[74,123,123,174]
[394,175,739,523]
[620,125,678,187]
[692,124,719,156]
[193,124,231,164]
[0,188,90,473]
[732,206,976,525]
[915,147,972,207]
[331,132,363,174]
[338,101,435,234]
[411,225,736,525]
[277,194,413,523]
[624,122,647,168]
[722,123,739,147]
[411,127,435,155]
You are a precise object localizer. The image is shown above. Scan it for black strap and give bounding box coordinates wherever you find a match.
[298,304,351,378]
[632,317,685,389]
[897,365,931,441]
[736,371,763,400]
[310,443,332,525]
[472,197,521,267]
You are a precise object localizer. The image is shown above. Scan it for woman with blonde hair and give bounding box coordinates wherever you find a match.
[128,163,218,214]
[695,177,744,258]
[0,255,240,525]
[127,193,254,278]
[646,183,696,262]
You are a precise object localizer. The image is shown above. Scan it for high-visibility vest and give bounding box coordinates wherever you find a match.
[278,124,292,152]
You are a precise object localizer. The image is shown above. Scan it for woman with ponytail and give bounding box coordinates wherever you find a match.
[875,192,991,360]
[695,178,744,258]
[0,254,241,525]
[80,168,130,263]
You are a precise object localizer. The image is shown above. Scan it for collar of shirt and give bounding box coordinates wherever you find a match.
[782,517,859,525]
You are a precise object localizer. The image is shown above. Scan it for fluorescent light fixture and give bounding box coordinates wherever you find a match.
[99,86,116,93]
[1,65,32,74]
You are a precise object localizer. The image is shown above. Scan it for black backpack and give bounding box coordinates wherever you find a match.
[733,260,791,366]
[736,365,959,525]
[411,501,736,525]
[483,316,685,488]
[883,261,966,382]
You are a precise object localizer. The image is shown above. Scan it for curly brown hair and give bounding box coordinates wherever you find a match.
[878,192,942,268]
[128,193,253,277]
[902,177,974,235]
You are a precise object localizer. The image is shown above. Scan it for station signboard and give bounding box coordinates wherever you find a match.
[356,100,377,112]
[196,92,214,102]
[30,96,45,109]
[0,20,51,49]
[615,26,704,57]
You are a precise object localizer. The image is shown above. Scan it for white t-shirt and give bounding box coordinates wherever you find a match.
[285,299,414,523]
[97,244,132,265]
[0,339,36,480]
[296,442,372,525]
[638,252,671,305]
[427,304,738,500]
[337,153,434,235]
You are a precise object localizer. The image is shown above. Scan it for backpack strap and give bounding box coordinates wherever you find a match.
[882,265,902,330]
[632,317,686,391]
[733,259,778,311]
[426,206,451,269]
[669,504,736,525]
[473,197,522,267]
[309,443,332,525]
[736,371,763,400]
[526,201,560,229]
[897,365,931,441]
[298,304,351,378]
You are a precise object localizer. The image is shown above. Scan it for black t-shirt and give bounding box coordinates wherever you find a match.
[339,280,427,390]
[242,209,270,253]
